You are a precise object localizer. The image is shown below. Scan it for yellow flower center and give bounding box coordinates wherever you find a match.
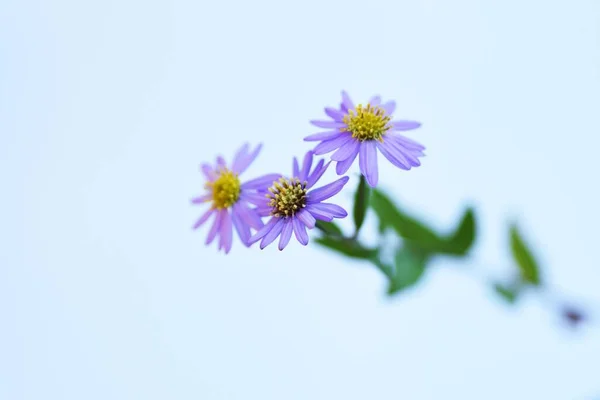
[206,168,241,209]
[342,104,392,141]
[267,177,307,217]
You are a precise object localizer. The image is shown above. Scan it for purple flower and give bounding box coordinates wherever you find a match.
[191,143,280,254]
[305,91,426,187]
[248,151,349,251]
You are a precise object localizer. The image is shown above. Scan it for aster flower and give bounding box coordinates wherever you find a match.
[305,91,426,187]
[248,151,349,251]
[191,143,280,254]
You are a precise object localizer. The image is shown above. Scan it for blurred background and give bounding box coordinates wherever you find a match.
[1,0,600,398]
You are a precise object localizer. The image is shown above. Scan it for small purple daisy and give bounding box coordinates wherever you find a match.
[305,91,426,187]
[248,151,349,251]
[191,143,280,254]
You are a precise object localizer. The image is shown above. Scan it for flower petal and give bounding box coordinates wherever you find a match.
[306,160,330,189]
[391,134,426,151]
[307,176,350,203]
[191,194,212,204]
[381,101,396,115]
[296,209,316,229]
[331,138,360,162]
[341,91,355,112]
[359,141,379,187]
[278,220,294,251]
[240,192,268,207]
[377,140,411,170]
[308,202,347,218]
[299,151,314,182]
[260,218,285,249]
[369,95,381,106]
[206,210,222,245]
[218,210,233,253]
[305,204,334,222]
[241,174,281,190]
[335,147,359,175]
[235,202,264,230]
[293,217,309,246]
[192,208,215,230]
[248,217,278,245]
[232,143,262,175]
[216,156,227,169]
[232,207,251,246]
[201,164,217,180]
[325,107,345,121]
[304,130,344,142]
[310,120,346,129]
[392,120,421,131]
[387,136,423,167]
[313,133,352,155]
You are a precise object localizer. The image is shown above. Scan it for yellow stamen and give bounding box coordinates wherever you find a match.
[206,168,241,209]
[342,103,392,142]
[266,177,307,218]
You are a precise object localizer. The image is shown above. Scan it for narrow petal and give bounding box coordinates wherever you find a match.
[192,208,215,230]
[293,217,309,246]
[307,176,350,203]
[241,174,280,190]
[191,194,211,204]
[392,120,422,131]
[260,218,285,249]
[313,133,352,155]
[387,137,423,167]
[331,138,360,162]
[377,140,411,170]
[278,220,294,251]
[310,120,346,129]
[325,107,345,121]
[304,130,343,142]
[216,156,227,169]
[219,210,233,253]
[305,204,334,222]
[335,147,359,175]
[255,206,272,217]
[235,202,264,230]
[309,202,347,218]
[232,143,262,175]
[201,164,216,180]
[240,192,268,207]
[359,141,378,187]
[369,95,381,106]
[306,160,329,189]
[206,210,222,245]
[231,143,250,173]
[296,209,316,229]
[341,91,355,112]
[391,134,426,151]
[232,207,251,246]
[248,217,278,245]
[299,151,314,182]
[381,101,396,115]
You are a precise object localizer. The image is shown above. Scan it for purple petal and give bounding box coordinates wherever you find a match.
[278,220,294,251]
[219,210,233,253]
[296,209,316,229]
[235,202,264,230]
[310,120,346,129]
[216,156,227,169]
[192,208,215,230]
[240,192,269,207]
[313,133,352,155]
[381,101,396,115]
[341,91,355,112]
[231,208,251,246]
[331,138,360,162]
[308,202,347,218]
[335,148,359,175]
[392,120,421,131]
[359,141,379,187]
[306,160,330,189]
[305,205,334,222]
[325,107,346,121]
[390,134,426,151]
[307,176,350,203]
[387,137,423,167]
[299,151,314,182]
[369,95,381,106]
[377,140,411,170]
[231,143,250,172]
[248,217,278,245]
[232,143,262,175]
[201,164,216,180]
[304,130,344,142]
[206,210,222,245]
[292,157,300,178]
[191,194,211,204]
[260,218,285,249]
[293,217,309,246]
[241,174,280,190]
[255,206,272,217]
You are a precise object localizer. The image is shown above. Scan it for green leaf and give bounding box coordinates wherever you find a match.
[315,220,343,238]
[509,224,542,286]
[387,245,429,295]
[370,189,445,252]
[314,236,378,260]
[352,175,371,236]
[493,283,519,304]
[442,208,476,256]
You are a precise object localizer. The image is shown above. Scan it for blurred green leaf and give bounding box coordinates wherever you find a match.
[314,237,378,260]
[370,190,445,252]
[509,224,541,285]
[493,283,520,304]
[315,220,343,238]
[352,175,371,236]
[442,208,476,256]
[388,245,429,295]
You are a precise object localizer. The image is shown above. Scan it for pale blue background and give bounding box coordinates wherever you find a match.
[2,0,600,399]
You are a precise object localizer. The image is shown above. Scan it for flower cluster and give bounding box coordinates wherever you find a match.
[192,91,425,253]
